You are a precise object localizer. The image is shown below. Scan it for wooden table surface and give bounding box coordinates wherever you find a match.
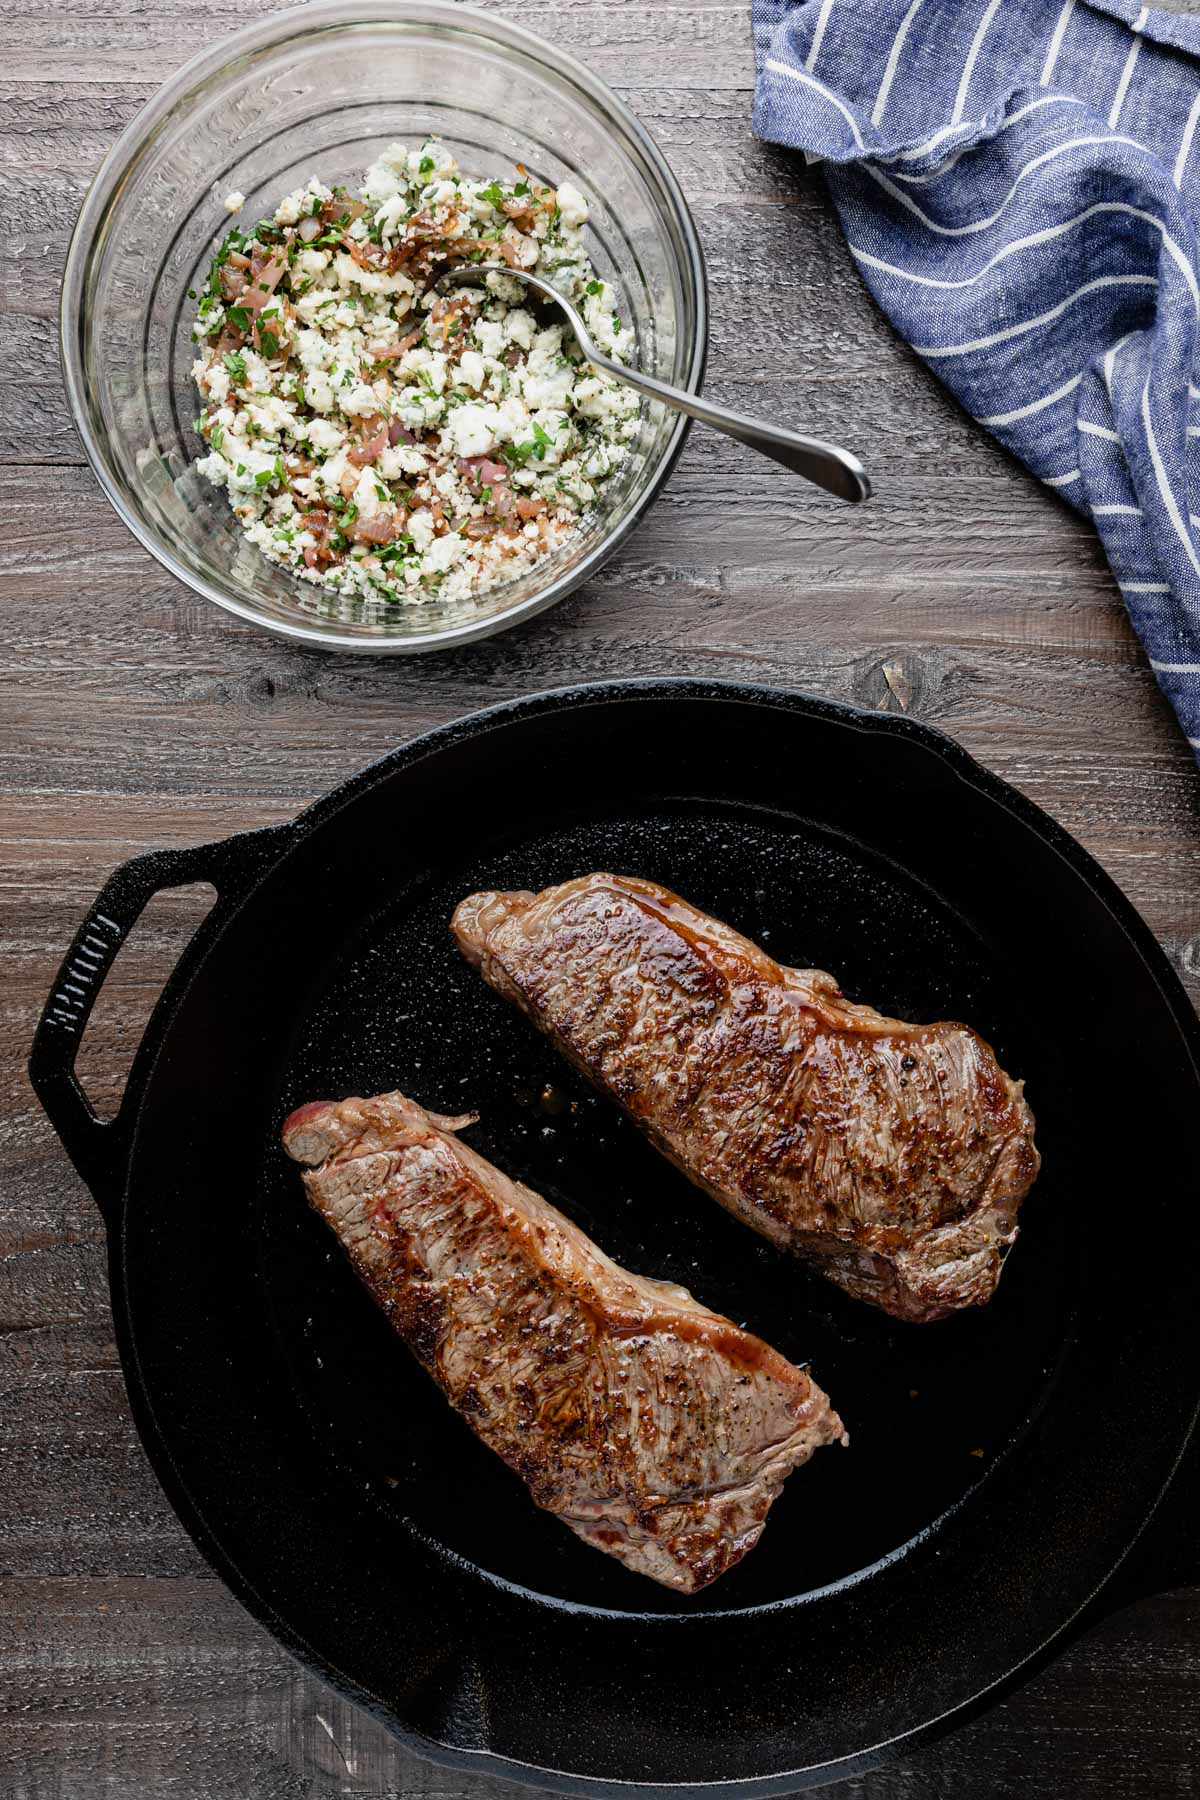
[3,1,1199,1794]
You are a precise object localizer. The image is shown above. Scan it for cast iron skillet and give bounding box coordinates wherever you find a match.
[30,679,1200,1795]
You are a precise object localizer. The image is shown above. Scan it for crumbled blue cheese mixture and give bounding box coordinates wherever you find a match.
[189,141,640,609]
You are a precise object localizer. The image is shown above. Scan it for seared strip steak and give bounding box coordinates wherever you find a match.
[282,1090,845,1593]
[451,875,1040,1323]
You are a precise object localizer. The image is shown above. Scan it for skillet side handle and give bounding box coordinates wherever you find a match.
[29,829,284,1227]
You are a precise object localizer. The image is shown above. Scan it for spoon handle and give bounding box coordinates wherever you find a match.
[584,353,871,505]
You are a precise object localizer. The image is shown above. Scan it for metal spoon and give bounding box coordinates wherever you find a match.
[433,266,871,504]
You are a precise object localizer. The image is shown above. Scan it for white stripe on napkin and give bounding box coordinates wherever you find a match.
[1039,0,1076,85]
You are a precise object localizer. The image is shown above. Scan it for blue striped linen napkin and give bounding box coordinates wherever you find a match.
[752,0,1200,757]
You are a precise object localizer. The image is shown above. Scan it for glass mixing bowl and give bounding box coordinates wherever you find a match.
[61,0,707,652]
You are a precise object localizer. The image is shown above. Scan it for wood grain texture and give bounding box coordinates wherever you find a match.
[1,0,1198,1795]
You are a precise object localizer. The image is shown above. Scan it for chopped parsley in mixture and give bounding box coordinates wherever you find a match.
[190,140,640,610]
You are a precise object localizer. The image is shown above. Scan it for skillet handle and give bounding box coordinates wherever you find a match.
[29,829,284,1226]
